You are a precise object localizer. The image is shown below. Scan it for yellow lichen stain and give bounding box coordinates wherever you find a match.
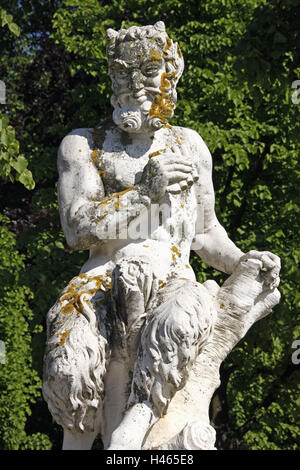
[159,280,166,289]
[164,36,172,52]
[99,209,109,222]
[61,303,74,315]
[85,275,106,297]
[171,245,180,256]
[181,203,184,208]
[149,149,164,158]
[98,186,136,208]
[91,149,101,163]
[161,72,173,89]
[149,72,175,124]
[185,264,190,269]
[114,197,122,211]
[179,277,188,281]
[98,169,106,178]
[60,281,82,314]
[220,303,225,309]
[78,149,82,152]
[177,43,182,58]
[59,273,110,315]
[147,48,162,62]
[103,277,112,290]
[143,245,149,248]
[171,245,180,262]
[78,273,88,279]
[57,329,69,346]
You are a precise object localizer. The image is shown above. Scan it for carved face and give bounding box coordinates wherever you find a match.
[109,39,176,133]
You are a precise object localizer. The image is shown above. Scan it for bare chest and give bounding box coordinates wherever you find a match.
[93,128,172,195]
[100,151,148,194]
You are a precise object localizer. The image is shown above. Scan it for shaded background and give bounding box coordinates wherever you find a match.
[0,0,299,450]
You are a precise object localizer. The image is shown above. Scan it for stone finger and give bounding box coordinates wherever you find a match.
[261,254,276,270]
[167,183,181,194]
[186,174,194,185]
[179,180,188,190]
[167,171,190,183]
[163,156,193,167]
[165,163,194,173]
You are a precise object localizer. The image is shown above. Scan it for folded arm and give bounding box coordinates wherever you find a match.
[58,129,151,251]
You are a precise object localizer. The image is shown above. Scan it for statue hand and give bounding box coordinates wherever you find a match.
[140,144,199,202]
[239,250,281,290]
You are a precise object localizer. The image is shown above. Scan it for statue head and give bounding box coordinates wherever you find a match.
[106,21,184,133]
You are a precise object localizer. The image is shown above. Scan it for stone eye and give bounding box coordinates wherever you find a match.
[117,69,128,79]
[143,66,160,77]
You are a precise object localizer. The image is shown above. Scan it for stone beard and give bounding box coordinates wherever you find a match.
[106,22,184,133]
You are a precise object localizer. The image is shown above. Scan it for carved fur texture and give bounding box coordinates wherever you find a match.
[43,273,111,433]
[128,279,216,417]
[111,256,158,358]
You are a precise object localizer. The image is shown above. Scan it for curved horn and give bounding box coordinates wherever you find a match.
[154,21,166,32]
[106,28,118,41]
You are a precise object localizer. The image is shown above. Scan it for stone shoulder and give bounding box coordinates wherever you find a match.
[171,125,212,170]
[58,127,94,170]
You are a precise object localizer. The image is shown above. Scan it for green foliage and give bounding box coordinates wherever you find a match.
[0,113,35,189]
[0,11,34,190]
[0,8,20,36]
[0,215,49,449]
[0,0,299,450]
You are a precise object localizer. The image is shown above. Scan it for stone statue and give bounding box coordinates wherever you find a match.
[42,21,281,450]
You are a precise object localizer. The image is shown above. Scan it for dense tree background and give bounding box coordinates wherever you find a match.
[0,0,299,450]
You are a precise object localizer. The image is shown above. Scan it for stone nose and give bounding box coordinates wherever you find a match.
[129,71,144,92]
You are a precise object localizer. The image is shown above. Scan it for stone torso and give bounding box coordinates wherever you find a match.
[82,123,200,279]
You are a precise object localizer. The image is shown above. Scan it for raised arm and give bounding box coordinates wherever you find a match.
[57,128,151,250]
[189,131,244,274]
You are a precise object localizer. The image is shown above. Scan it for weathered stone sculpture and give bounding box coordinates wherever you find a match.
[42,21,281,450]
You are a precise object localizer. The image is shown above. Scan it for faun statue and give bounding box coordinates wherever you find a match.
[42,21,281,450]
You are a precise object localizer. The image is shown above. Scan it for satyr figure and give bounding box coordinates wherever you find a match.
[43,21,281,450]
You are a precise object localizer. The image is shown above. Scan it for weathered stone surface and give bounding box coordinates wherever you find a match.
[42,21,281,450]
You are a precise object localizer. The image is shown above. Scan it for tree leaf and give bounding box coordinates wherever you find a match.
[17,169,35,190]
[8,22,20,37]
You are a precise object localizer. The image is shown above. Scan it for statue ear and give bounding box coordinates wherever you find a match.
[154,21,166,32]
[106,28,118,41]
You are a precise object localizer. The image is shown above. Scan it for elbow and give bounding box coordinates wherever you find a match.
[60,204,91,250]
[64,228,82,251]
[64,221,101,251]
[61,215,87,251]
